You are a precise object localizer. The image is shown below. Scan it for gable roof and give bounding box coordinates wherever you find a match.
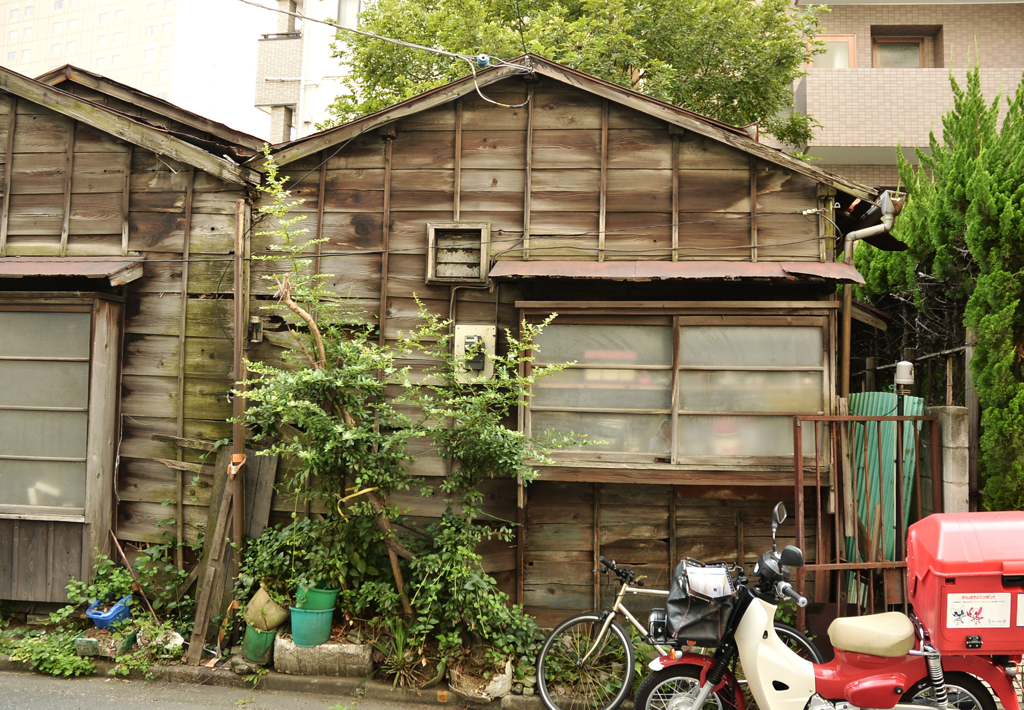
[0,66,259,186]
[36,65,265,154]
[256,54,877,202]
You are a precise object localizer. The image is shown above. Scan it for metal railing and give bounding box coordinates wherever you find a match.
[792,414,941,629]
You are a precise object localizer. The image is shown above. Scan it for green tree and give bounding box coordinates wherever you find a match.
[323,0,825,146]
[856,67,1024,510]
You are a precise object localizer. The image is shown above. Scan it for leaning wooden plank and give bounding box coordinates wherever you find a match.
[186,486,233,665]
[151,433,217,451]
[154,458,215,476]
[0,67,257,186]
[243,449,278,540]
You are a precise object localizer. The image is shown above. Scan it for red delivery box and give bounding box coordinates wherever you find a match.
[906,512,1024,655]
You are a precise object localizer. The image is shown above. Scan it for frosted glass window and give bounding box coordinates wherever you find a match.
[533,325,672,366]
[25,5,34,14]
[875,40,922,68]
[680,326,822,367]
[53,21,61,30]
[818,42,851,69]
[0,310,91,511]
[113,31,123,42]
[532,412,668,454]
[24,27,32,37]
[677,417,820,457]
[533,369,672,410]
[114,9,124,19]
[678,371,823,413]
[68,18,76,28]
[0,461,86,508]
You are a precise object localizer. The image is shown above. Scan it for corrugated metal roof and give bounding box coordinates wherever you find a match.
[488,260,865,283]
[0,257,145,286]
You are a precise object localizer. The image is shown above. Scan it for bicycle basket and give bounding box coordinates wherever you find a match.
[666,559,737,647]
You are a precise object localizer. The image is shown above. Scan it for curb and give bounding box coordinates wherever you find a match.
[0,654,548,709]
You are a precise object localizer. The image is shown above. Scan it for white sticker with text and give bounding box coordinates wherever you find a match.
[947,593,1011,628]
[1018,594,1024,627]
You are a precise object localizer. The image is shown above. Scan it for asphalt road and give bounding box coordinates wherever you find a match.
[0,672,433,710]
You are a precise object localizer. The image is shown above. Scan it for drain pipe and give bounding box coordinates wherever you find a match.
[841,191,905,398]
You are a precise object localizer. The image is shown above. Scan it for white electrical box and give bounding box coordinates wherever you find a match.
[453,325,496,382]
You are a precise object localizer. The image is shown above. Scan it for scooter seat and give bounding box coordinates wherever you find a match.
[828,612,916,657]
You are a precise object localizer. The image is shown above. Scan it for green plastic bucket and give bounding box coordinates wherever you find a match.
[242,624,276,664]
[295,586,340,611]
[289,607,333,647]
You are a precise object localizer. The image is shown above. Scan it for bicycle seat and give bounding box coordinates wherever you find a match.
[828,612,915,657]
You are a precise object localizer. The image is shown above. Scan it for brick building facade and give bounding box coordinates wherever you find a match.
[796,1,1024,188]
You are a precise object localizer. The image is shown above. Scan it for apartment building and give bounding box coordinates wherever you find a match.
[254,0,359,143]
[0,0,270,137]
[796,0,1024,188]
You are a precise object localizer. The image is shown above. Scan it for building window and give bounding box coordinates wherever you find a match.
[98,11,107,22]
[873,38,924,68]
[114,8,124,20]
[51,43,59,54]
[97,34,106,45]
[68,18,77,29]
[10,8,18,18]
[6,52,15,61]
[814,34,856,69]
[113,31,122,42]
[0,311,91,515]
[66,40,74,50]
[53,21,62,30]
[146,25,155,35]
[142,71,152,83]
[147,2,156,12]
[164,0,173,9]
[22,48,31,59]
[8,30,17,40]
[25,5,33,14]
[159,68,169,80]
[111,53,120,65]
[160,45,170,57]
[425,222,490,284]
[96,56,105,67]
[54,0,62,9]
[23,27,32,37]
[163,22,172,34]
[143,48,154,62]
[526,314,827,464]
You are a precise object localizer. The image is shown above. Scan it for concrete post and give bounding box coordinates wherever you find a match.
[924,406,969,513]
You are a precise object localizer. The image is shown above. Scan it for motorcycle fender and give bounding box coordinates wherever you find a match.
[943,655,1021,710]
[648,652,746,710]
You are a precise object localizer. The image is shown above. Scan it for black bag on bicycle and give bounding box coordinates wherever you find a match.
[666,558,736,647]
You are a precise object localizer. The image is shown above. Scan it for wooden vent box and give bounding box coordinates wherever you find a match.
[426,222,490,285]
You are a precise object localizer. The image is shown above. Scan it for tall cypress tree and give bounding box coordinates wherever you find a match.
[856,67,1024,510]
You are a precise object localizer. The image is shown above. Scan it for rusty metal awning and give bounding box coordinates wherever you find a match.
[0,257,145,286]
[488,260,865,284]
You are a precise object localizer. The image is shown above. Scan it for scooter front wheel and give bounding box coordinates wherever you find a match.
[901,671,997,710]
[633,664,740,710]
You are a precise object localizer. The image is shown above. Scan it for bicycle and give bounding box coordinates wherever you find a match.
[536,556,822,710]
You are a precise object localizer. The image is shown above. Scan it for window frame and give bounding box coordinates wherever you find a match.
[0,293,122,579]
[872,37,924,68]
[520,303,835,470]
[811,34,857,69]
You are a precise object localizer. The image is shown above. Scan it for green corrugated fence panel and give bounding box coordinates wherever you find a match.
[847,391,924,562]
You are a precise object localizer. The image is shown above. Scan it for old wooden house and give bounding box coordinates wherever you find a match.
[250,56,880,625]
[0,56,883,623]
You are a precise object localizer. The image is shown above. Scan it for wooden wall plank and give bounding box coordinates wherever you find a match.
[122,333,180,377]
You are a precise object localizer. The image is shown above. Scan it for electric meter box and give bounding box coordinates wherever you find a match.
[453,325,496,383]
[906,511,1024,654]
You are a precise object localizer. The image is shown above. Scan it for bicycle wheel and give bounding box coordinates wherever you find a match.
[537,612,636,710]
[774,622,824,664]
[634,664,740,710]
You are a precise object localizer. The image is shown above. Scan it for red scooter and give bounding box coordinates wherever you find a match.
[635,505,1023,710]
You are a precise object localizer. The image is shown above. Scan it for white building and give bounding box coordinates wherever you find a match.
[254,0,359,142]
[1,0,271,138]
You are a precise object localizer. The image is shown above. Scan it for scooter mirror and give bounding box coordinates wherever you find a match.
[771,502,786,552]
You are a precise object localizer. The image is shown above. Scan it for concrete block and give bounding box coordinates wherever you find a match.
[941,446,969,485]
[273,633,373,677]
[926,406,968,448]
[943,479,970,514]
